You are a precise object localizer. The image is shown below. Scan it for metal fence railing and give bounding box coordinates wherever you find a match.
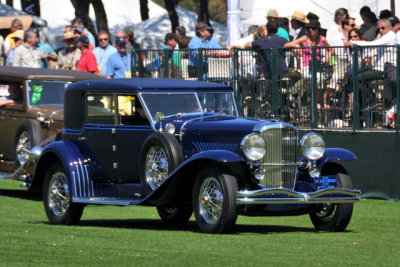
[131,46,400,132]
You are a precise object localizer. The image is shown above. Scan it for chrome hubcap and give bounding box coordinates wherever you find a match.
[145,146,168,190]
[316,203,335,222]
[48,171,70,216]
[16,131,31,165]
[199,177,223,224]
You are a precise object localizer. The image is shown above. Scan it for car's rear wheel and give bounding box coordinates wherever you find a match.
[43,161,84,225]
[193,166,238,234]
[310,163,354,232]
[139,132,183,195]
[157,204,193,224]
[14,119,43,167]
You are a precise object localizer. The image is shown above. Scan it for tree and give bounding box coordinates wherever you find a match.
[6,0,13,7]
[140,0,149,21]
[164,0,179,32]
[197,0,210,24]
[70,0,109,46]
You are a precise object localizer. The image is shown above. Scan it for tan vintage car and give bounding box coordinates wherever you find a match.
[0,66,102,170]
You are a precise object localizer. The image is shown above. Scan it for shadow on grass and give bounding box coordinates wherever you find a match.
[0,188,41,201]
[37,218,322,234]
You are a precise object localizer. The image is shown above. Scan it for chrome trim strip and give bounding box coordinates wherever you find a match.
[236,187,361,204]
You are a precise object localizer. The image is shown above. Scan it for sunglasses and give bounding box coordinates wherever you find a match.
[379,26,387,30]
[349,24,355,27]
[99,38,109,41]
[350,35,359,38]
[308,27,318,31]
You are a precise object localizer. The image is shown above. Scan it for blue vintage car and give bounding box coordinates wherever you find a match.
[27,78,360,233]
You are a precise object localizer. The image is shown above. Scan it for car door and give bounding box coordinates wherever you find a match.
[112,94,152,182]
[82,93,117,181]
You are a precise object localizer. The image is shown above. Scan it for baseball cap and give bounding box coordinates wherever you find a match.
[115,37,126,46]
[73,26,83,33]
[76,35,89,45]
[12,32,24,40]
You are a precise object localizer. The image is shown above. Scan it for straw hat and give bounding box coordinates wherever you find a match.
[266,9,279,18]
[61,31,75,42]
[289,11,309,24]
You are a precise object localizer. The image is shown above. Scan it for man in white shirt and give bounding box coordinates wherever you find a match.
[12,30,41,68]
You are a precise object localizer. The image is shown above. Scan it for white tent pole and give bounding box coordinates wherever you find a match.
[227,0,241,45]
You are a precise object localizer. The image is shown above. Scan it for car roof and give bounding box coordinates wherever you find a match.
[0,66,104,81]
[68,78,232,93]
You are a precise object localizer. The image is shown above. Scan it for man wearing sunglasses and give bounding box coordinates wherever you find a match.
[93,31,117,76]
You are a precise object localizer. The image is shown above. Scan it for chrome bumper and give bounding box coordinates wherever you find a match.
[236,187,361,204]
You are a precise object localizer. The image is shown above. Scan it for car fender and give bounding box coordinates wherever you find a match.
[317,148,357,170]
[146,150,246,204]
[31,140,102,198]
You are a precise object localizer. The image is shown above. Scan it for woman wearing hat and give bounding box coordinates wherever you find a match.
[57,31,81,70]
[284,19,333,109]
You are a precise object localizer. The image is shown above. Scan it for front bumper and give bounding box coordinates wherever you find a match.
[236,187,361,204]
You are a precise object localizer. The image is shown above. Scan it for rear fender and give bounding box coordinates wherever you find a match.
[32,141,102,198]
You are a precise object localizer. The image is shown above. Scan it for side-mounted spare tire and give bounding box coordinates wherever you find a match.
[14,119,44,167]
[139,132,183,197]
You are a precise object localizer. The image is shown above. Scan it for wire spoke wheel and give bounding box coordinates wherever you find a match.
[16,131,31,165]
[198,177,223,224]
[48,171,70,217]
[145,146,169,190]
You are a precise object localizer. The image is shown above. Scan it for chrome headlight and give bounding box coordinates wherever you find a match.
[240,133,266,161]
[300,133,325,160]
[165,123,175,134]
[35,111,45,122]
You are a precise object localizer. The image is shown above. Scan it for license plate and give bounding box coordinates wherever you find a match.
[314,175,338,190]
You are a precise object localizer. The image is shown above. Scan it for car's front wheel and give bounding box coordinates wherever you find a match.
[310,163,354,232]
[193,166,238,234]
[43,161,84,225]
[14,119,43,167]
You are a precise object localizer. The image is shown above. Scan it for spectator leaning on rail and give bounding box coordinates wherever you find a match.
[76,36,98,74]
[175,26,192,49]
[188,22,222,78]
[12,30,41,68]
[93,31,117,76]
[241,21,288,79]
[344,19,396,85]
[106,37,132,79]
[57,31,81,70]
[124,29,141,55]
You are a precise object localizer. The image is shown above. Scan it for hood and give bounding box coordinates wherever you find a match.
[161,113,283,137]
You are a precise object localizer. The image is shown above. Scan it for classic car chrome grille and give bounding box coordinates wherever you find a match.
[260,125,298,189]
[192,141,239,153]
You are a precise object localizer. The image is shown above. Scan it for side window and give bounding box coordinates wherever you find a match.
[117,95,149,126]
[0,82,24,106]
[86,94,116,124]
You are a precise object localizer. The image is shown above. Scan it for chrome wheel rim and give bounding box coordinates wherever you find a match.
[315,203,336,222]
[198,177,223,224]
[16,131,31,165]
[48,171,70,216]
[145,146,168,190]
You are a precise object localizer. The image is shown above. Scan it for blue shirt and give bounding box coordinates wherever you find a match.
[38,41,56,68]
[93,44,117,76]
[105,52,132,78]
[85,29,96,47]
[188,35,221,66]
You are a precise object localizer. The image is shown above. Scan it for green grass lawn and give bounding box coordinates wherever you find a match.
[0,179,399,267]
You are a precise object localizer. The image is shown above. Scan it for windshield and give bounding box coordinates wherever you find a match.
[28,80,71,106]
[141,91,237,121]
[197,92,236,116]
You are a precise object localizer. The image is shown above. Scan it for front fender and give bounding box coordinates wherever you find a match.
[317,148,357,170]
[146,150,246,205]
[32,141,101,197]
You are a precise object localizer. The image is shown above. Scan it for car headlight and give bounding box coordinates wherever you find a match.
[241,133,266,161]
[165,123,175,134]
[300,133,325,160]
[36,111,46,122]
